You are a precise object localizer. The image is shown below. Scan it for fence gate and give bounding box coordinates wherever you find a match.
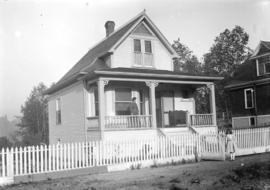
[200,134,226,161]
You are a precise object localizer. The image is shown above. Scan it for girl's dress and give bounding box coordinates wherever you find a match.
[226,134,235,153]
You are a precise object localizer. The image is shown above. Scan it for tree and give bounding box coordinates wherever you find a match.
[203,26,250,77]
[172,38,210,113]
[18,83,48,145]
[202,26,251,121]
[0,137,13,149]
[172,38,202,74]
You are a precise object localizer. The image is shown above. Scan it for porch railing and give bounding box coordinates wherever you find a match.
[105,115,152,130]
[190,114,214,126]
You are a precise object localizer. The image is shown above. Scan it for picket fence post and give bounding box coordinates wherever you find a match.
[6,147,14,178]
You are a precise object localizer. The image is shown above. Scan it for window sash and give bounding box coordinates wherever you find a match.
[134,39,141,52]
[145,40,152,53]
[115,88,132,115]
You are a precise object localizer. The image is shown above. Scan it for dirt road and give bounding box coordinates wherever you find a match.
[2,153,270,190]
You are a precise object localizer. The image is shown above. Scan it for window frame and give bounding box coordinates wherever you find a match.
[256,55,270,76]
[56,98,62,125]
[115,88,132,115]
[244,88,254,109]
[132,37,154,68]
[88,87,99,117]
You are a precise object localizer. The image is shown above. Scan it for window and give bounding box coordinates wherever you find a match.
[145,40,152,53]
[94,88,99,116]
[133,39,153,67]
[257,56,270,76]
[115,88,132,115]
[134,39,141,52]
[88,87,99,117]
[56,98,61,125]
[139,90,145,115]
[244,88,254,109]
[250,117,255,126]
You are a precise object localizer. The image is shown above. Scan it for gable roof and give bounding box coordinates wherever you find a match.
[250,40,270,59]
[46,10,179,95]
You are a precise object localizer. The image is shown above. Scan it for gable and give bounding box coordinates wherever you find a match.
[251,41,270,58]
[132,23,153,36]
[257,44,270,56]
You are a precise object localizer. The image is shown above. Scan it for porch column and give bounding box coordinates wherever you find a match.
[98,79,108,139]
[208,83,217,126]
[146,81,159,129]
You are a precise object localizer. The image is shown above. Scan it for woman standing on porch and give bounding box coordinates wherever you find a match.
[129,97,139,127]
[226,128,236,161]
[129,97,139,115]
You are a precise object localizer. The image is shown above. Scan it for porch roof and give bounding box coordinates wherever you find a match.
[224,77,270,90]
[93,67,224,81]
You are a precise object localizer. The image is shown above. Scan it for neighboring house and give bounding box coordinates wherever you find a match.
[45,11,223,144]
[225,41,270,129]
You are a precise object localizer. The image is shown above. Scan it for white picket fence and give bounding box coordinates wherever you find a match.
[0,134,199,179]
[233,127,270,156]
[1,127,270,185]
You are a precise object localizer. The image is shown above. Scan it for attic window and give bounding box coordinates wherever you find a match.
[133,39,153,67]
[134,39,141,52]
[145,40,152,53]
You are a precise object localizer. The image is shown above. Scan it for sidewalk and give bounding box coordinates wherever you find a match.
[2,153,270,190]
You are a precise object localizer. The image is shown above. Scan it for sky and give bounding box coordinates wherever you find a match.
[0,0,270,120]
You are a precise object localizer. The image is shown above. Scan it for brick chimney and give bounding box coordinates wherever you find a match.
[105,21,115,37]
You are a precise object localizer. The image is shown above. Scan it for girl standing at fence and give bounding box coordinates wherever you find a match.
[226,128,236,160]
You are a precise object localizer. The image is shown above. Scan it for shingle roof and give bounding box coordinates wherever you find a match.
[261,41,270,49]
[45,13,144,94]
[58,15,142,83]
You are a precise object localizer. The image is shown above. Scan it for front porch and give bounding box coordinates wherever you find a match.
[86,77,217,137]
[103,113,215,130]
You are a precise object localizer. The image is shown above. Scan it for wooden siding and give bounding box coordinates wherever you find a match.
[229,88,255,117]
[48,82,86,144]
[229,83,270,118]
[256,84,270,115]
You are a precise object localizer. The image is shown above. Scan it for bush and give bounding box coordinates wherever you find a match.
[0,136,13,149]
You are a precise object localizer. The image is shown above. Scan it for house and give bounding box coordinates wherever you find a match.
[225,41,270,129]
[45,11,223,144]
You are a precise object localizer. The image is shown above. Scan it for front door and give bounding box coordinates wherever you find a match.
[156,91,174,128]
[162,91,174,127]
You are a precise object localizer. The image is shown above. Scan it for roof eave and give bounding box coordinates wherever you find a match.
[94,70,223,81]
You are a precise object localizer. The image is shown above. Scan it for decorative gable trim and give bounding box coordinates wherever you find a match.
[109,11,179,58]
[132,22,154,36]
